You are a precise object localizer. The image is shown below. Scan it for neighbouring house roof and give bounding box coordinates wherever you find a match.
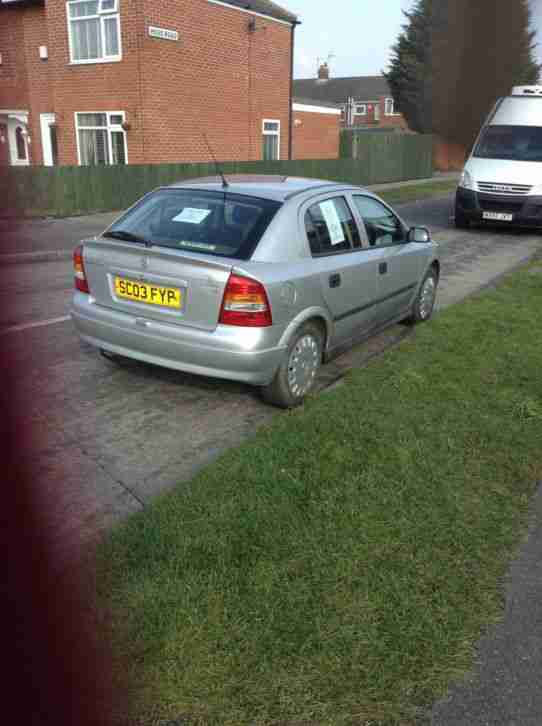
[293,96,342,109]
[214,0,299,24]
[293,76,393,105]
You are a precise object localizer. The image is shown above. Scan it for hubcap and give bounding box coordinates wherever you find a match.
[419,276,436,319]
[287,334,320,398]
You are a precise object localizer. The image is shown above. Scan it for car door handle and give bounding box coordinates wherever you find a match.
[379,262,388,275]
[329,273,342,288]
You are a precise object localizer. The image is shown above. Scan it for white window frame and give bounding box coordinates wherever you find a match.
[262,119,281,161]
[355,104,367,116]
[75,111,128,166]
[40,113,57,166]
[66,0,122,65]
[384,98,395,116]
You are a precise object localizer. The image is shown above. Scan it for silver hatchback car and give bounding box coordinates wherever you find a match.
[71,176,440,407]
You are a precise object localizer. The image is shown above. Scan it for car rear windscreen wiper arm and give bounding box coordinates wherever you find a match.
[103,229,153,247]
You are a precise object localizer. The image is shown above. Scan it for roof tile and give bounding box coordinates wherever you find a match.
[293,76,392,104]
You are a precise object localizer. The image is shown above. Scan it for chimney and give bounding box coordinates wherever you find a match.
[318,62,330,81]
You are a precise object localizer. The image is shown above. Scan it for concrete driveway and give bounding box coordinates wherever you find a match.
[2,194,541,569]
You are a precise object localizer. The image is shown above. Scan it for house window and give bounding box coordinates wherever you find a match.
[15,127,27,160]
[76,112,127,165]
[355,104,367,115]
[385,98,395,116]
[67,0,121,63]
[262,120,280,161]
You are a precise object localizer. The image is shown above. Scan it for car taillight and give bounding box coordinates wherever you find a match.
[219,274,272,327]
[73,244,90,294]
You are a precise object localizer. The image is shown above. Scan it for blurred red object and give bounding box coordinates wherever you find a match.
[0,215,124,726]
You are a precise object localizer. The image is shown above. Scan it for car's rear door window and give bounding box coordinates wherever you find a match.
[305,196,361,256]
[353,195,405,248]
[106,189,282,260]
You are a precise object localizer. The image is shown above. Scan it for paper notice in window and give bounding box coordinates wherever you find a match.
[320,200,345,245]
[172,208,212,224]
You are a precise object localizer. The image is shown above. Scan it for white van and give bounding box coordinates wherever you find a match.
[455,86,542,229]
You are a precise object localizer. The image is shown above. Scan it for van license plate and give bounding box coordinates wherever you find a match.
[114,277,182,309]
[483,212,513,222]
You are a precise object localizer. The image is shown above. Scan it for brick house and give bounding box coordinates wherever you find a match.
[0,0,300,167]
[293,63,409,131]
[291,96,341,159]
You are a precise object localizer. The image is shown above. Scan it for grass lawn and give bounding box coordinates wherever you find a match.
[97,260,542,726]
[377,179,458,206]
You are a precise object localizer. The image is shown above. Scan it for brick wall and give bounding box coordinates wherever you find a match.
[433,136,467,171]
[377,95,409,130]
[44,0,144,165]
[21,6,54,165]
[292,107,340,160]
[0,4,53,165]
[351,97,409,130]
[0,6,29,111]
[140,0,292,164]
[0,0,293,166]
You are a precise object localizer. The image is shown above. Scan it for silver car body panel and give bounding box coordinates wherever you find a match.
[83,241,234,332]
[71,177,439,387]
[72,291,287,385]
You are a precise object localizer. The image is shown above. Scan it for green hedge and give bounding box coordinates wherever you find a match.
[0,137,433,217]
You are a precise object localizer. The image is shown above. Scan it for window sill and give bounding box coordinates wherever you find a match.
[69,57,122,66]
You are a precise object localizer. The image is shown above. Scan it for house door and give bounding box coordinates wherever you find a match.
[40,113,58,166]
[7,119,30,166]
[0,124,8,166]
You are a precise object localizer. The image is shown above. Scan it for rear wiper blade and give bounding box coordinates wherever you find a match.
[103,229,153,247]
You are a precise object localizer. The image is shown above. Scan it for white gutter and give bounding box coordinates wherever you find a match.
[293,102,341,115]
[207,0,294,26]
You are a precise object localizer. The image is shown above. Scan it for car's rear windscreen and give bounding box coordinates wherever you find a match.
[106,189,282,259]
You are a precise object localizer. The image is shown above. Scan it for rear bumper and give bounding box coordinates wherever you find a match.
[71,292,286,386]
[456,187,542,229]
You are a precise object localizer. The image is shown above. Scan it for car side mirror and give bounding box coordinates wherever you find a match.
[408,226,431,244]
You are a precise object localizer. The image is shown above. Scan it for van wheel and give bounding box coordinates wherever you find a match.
[404,268,438,325]
[261,322,323,409]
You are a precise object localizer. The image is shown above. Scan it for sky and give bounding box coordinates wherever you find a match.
[531,0,542,64]
[287,0,542,80]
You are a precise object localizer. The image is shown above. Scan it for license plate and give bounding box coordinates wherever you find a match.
[483,211,514,222]
[114,277,182,309]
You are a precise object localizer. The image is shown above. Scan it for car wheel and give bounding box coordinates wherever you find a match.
[454,206,470,229]
[261,322,323,409]
[404,268,438,325]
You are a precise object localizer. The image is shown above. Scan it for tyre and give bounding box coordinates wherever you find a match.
[454,205,470,229]
[261,321,323,408]
[404,268,438,325]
